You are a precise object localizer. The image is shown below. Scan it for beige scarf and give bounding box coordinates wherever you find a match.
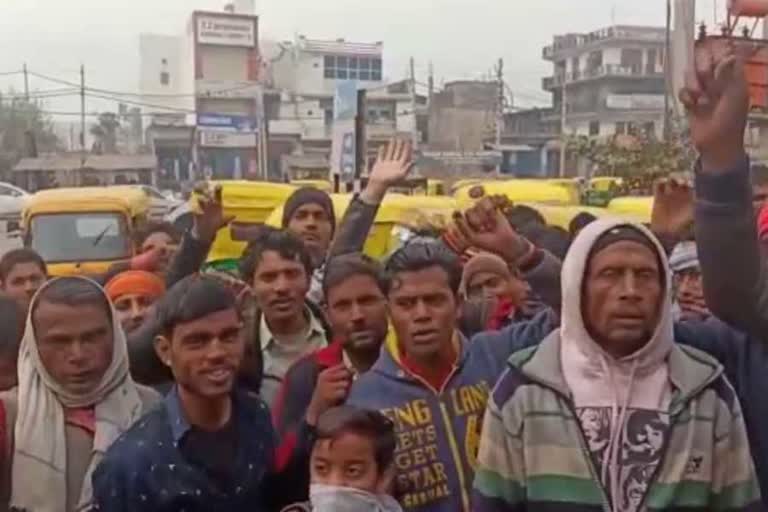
[10,277,145,512]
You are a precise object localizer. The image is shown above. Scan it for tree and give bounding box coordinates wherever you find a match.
[0,91,61,179]
[568,124,694,195]
[90,112,121,154]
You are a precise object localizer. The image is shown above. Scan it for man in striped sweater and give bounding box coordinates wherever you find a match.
[473,219,761,512]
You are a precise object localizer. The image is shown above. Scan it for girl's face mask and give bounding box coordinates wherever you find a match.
[309,484,402,512]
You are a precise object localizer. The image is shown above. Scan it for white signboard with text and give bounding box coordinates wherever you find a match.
[197,15,255,47]
[199,130,257,148]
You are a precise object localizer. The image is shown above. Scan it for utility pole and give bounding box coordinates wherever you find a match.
[410,57,418,149]
[559,74,567,177]
[495,58,504,174]
[663,0,672,141]
[80,64,86,167]
[22,64,29,102]
[428,61,434,105]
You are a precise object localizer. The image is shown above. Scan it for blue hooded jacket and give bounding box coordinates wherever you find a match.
[347,309,557,512]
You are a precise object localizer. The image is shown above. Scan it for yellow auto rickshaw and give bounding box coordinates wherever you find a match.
[606,196,653,224]
[264,194,458,260]
[454,179,578,208]
[290,180,332,193]
[22,187,152,277]
[521,203,607,230]
[591,176,624,193]
[189,181,298,263]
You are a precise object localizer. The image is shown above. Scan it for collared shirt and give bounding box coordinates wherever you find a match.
[260,306,328,407]
[92,386,275,512]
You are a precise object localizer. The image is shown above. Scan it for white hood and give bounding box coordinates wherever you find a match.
[559,217,674,411]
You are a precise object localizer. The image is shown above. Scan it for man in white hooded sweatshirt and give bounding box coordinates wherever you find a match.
[473,219,761,512]
[0,276,159,512]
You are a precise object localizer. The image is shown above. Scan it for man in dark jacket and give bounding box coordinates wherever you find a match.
[272,253,390,504]
[677,43,768,501]
[286,138,415,304]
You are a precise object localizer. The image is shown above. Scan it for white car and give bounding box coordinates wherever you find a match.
[117,185,183,223]
[0,183,29,238]
[0,182,29,217]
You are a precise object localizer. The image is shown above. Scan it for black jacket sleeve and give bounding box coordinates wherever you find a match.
[165,231,213,287]
[328,194,380,259]
[694,157,768,339]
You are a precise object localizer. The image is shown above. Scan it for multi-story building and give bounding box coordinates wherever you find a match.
[542,25,666,140]
[264,36,426,180]
[140,2,264,184]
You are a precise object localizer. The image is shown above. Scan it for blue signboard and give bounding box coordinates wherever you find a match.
[198,114,259,132]
[334,81,358,121]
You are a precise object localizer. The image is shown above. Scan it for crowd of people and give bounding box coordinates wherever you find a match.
[0,49,765,512]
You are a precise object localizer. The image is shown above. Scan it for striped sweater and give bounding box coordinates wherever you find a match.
[472,333,762,512]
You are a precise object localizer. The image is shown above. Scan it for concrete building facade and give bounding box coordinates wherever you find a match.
[542,25,667,141]
[263,36,425,180]
[139,5,264,185]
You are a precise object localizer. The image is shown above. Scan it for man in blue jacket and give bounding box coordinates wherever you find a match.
[347,239,555,512]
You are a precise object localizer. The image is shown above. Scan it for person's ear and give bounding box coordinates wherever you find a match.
[376,464,397,495]
[154,334,172,368]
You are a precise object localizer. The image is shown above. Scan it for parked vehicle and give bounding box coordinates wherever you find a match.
[22,187,152,277]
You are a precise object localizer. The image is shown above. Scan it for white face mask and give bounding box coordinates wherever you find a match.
[309,484,402,512]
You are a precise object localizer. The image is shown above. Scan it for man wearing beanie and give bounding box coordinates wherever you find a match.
[459,252,532,331]
[282,187,337,269]
[284,139,415,304]
[474,220,760,512]
[105,270,166,335]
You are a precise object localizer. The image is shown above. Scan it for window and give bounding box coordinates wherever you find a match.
[620,48,643,73]
[0,185,22,198]
[324,56,383,81]
[615,122,626,135]
[588,120,600,136]
[643,122,656,137]
[160,58,170,86]
[30,213,131,262]
[324,56,335,79]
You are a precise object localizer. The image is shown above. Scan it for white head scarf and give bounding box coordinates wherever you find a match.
[10,276,145,512]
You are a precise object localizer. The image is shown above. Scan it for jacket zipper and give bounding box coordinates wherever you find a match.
[528,381,613,512]
[400,364,472,512]
[635,393,699,512]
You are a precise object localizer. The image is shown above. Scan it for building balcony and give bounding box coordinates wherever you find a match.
[542,25,666,60]
[542,64,663,91]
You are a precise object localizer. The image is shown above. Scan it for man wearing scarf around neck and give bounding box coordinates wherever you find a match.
[0,276,159,512]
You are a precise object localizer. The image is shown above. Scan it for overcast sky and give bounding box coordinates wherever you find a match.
[0,0,720,117]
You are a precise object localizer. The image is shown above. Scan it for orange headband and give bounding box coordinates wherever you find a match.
[105,271,166,302]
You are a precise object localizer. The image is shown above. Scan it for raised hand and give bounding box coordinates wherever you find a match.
[679,42,749,173]
[194,184,235,243]
[362,138,414,203]
[651,179,694,239]
[453,195,530,264]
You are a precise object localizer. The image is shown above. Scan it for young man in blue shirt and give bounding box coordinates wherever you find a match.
[93,275,282,511]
